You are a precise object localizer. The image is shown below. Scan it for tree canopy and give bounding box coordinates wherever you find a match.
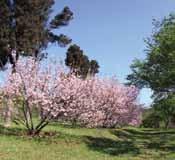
[127,14,175,100]
[0,0,73,69]
[65,44,100,78]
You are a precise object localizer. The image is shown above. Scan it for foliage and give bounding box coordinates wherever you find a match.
[0,58,141,134]
[126,14,175,128]
[141,109,162,128]
[0,0,73,69]
[65,44,100,78]
[141,95,175,128]
[153,95,175,128]
[127,14,175,100]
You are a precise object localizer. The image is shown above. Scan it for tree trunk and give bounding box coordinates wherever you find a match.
[4,99,13,127]
[165,118,170,129]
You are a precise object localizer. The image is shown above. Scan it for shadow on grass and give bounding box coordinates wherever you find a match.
[0,124,83,144]
[124,128,175,135]
[1,123,175,156]
[0,124,25,136]
[111,128,175,154]
[49,122,83,129]
[0,124,140,156]
[85,136,140,156]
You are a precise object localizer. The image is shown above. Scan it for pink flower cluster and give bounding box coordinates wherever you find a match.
[1,58,142,128]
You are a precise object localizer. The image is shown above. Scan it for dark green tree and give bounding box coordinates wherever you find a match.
[142,111,162,128]
[65,44,99,78]
[127,14,175,100]
[0,0,73,69]
[127,14,175,128]
[89,60,100,76]
[153,95,175,128]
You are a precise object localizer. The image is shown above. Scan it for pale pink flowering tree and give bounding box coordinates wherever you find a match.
[56,76,142,128]
[0,58,142,135]
[0,58,65,135]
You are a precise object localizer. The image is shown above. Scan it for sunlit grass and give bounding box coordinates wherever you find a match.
[0,123,175,160]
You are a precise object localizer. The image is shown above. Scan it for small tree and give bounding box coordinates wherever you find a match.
[65,44,99,78]
[1,58,65,135]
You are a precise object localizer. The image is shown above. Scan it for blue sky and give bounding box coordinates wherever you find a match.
[1,0,175,105]
[46,0,175,106]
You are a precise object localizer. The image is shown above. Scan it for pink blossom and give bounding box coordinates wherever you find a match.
[0,58,142,134]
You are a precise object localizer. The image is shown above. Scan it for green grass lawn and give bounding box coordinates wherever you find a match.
[0,123,175,160]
